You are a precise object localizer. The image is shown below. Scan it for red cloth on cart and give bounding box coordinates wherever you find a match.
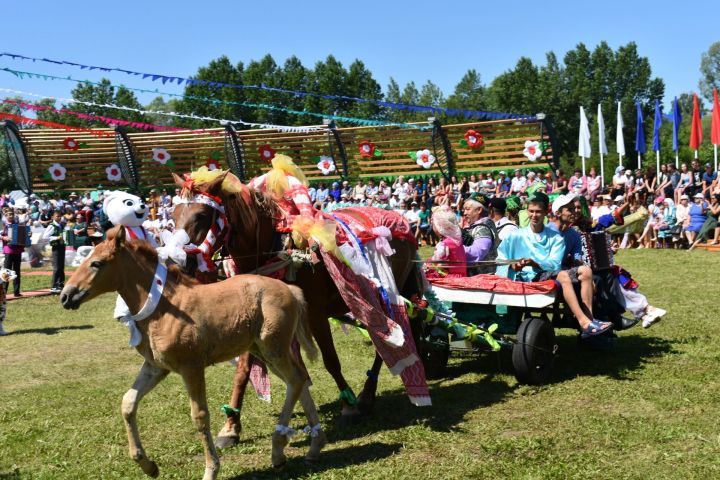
[322,207,418,247]
[429,274,556,295]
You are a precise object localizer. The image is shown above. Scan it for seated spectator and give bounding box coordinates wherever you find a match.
[675,163,693,204]
[568,169,587,195]
[495,171,511,197]
[586,167,602,201]
[684,193,707,245]
[341,180,353,199]
[426,207,466,278]
[496,192,612,339]
[701,163,717,197]
[329,182,342,202]
[510,169,526,195]
[416,203,434,246]
[461,194,499,275]
[403,201,421,231]
[352,179,366,202]
[365,178,379,201]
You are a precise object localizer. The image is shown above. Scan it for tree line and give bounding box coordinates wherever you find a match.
[2,41,719,191]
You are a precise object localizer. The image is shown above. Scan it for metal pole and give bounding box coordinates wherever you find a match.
[675,153,679,169]
[581,156,586,177]
[715,144,718,172]
[656,151,660,179]
[600,152,605,186]
[637,153,641,170]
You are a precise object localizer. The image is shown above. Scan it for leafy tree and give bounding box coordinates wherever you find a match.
[277,56,310,125]
[699,41,720,101]
[444,69,487,115]
[242,54,284,124]
[143,96,183,127]
[345,60,383,120]
[303,55,349,123]
[176,56,247,128]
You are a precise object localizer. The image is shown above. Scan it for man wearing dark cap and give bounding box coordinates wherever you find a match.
[489,196,518,242]
[461,192,499,275]
[495,192,613,339]
[701,163,717,197]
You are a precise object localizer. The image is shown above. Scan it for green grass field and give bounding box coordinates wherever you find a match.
[1,250,719,479]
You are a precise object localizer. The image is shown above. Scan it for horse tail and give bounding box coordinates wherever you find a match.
[288,285,318,362]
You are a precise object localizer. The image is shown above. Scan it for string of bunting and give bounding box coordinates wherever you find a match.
[0,111,113,137]
[0,67,428,130]
[0,51,535,121]
[0,88,327,133]
[1,99,222,134]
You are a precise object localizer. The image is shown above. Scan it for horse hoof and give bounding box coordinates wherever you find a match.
[338,411,362,427]
[214,434,239,449]
[140,460,159,478]
[306,430,327,461]
[356,393,375,416]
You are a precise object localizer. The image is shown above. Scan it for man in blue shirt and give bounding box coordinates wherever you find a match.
[701,163,717,197]
[497,192,612,338]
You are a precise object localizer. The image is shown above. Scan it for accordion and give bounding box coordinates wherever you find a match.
[580,231,613,270]
[8,224,31,247]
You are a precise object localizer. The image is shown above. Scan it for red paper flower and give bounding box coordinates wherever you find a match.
[464,129,484,149]
[258,145,276,163]
[106,164,122,182]
[63,137,79,151]
[358,140,376,158]
[206,158,220,171]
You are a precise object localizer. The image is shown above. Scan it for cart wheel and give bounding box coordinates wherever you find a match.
[419,334,450,380]
[512,315,556,385]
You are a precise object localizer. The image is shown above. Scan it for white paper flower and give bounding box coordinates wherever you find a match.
[415,149,436,169]
[152,147,171,164]
[48,163,66,181]
[523,140,543,161]
[317,156,336,175]
[106,163,122,182]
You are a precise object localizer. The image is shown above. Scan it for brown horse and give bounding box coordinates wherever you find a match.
[171,171,422,448]
[60,226,326,480]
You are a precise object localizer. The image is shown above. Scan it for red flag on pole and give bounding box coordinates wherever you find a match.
[712,88,720,146]
[689,93,703,150]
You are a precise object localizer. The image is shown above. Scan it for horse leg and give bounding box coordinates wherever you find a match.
[121,361,169,478]
[357,352,383,415]
[298,384,327,461]
[180,367,220,480]
[263,355,307,468]
[307,302,361,422]
[215,352,252,449]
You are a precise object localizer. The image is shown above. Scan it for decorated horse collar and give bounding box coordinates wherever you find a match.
[117,260,168,347]
[176,192,225,215]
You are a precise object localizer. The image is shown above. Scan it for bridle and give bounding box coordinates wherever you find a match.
[175,189,228,273]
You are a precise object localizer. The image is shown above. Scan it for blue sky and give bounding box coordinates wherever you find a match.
[0,0,716,116]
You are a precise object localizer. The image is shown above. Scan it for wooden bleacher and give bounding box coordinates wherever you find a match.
[2,117,557,191]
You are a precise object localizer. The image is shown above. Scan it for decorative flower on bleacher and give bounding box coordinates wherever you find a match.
[258,145,276,163]
[206,158,220,171]
[48,163,66,181]
[463,129,484,149]
[415,149,436,169]
[523,140,543,161]
[152,148,171,164]
[317,156,336,175]
[358,140,377,158]
[106,164,122,182]
[63,137,79,151]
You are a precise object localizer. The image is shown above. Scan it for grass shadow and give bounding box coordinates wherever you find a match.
[0,469,21,479]
[319,370,515,441]
[6,324,94,336]
[548,332,677,383]
[226,441,402,480]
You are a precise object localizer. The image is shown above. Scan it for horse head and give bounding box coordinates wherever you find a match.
[60,226,153,309]
[171,170,229,246]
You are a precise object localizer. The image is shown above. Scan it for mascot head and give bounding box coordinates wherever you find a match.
[103,191,148,227]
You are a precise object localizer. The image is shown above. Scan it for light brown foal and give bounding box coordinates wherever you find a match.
[60,227,326,480]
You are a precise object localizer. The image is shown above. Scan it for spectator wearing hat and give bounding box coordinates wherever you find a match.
[461,194,499,275]
[611,166,627,198]
[341,180,353,199]
[494,171,511,197]
[489,197,518,242]
[689,193,720,249]
[497,192,613,339]
[676,194,690,229]
[683,193,707,245]
[329,182,342,202]
[1,209,24,296]
[404,201,421,231]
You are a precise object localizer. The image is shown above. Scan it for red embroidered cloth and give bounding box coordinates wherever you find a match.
[323,207,418,247]
[429,274,556,295]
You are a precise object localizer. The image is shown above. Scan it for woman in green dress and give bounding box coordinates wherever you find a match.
[72,213,89,249]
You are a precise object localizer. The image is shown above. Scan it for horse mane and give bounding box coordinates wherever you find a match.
[128,240,199,287]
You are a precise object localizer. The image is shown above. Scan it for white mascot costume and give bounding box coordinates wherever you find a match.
[103,191,159,346]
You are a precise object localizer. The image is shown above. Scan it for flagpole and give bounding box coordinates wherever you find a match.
[715,145,718,172]
[582,156,586,177]
[619,154,623,168]
[676,153,679,169]
[656,151,660,178]
[600,152,605,186]
[637,153,641,169]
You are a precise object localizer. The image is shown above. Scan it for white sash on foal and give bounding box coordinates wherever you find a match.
[115,260,167,347]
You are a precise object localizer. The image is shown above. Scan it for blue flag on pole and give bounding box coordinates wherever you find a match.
[652,99,662,152]
[672,97,682,152]
[635,102,646,154]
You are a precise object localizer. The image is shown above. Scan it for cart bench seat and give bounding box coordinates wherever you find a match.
[429,274,557,308]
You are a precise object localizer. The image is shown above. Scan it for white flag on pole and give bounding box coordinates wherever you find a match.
[616,101,626,156]
[598,104,608,155]
[578,106,592,158]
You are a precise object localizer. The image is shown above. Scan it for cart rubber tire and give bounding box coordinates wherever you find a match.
[512,315,556,385]
[419,336,450,380]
